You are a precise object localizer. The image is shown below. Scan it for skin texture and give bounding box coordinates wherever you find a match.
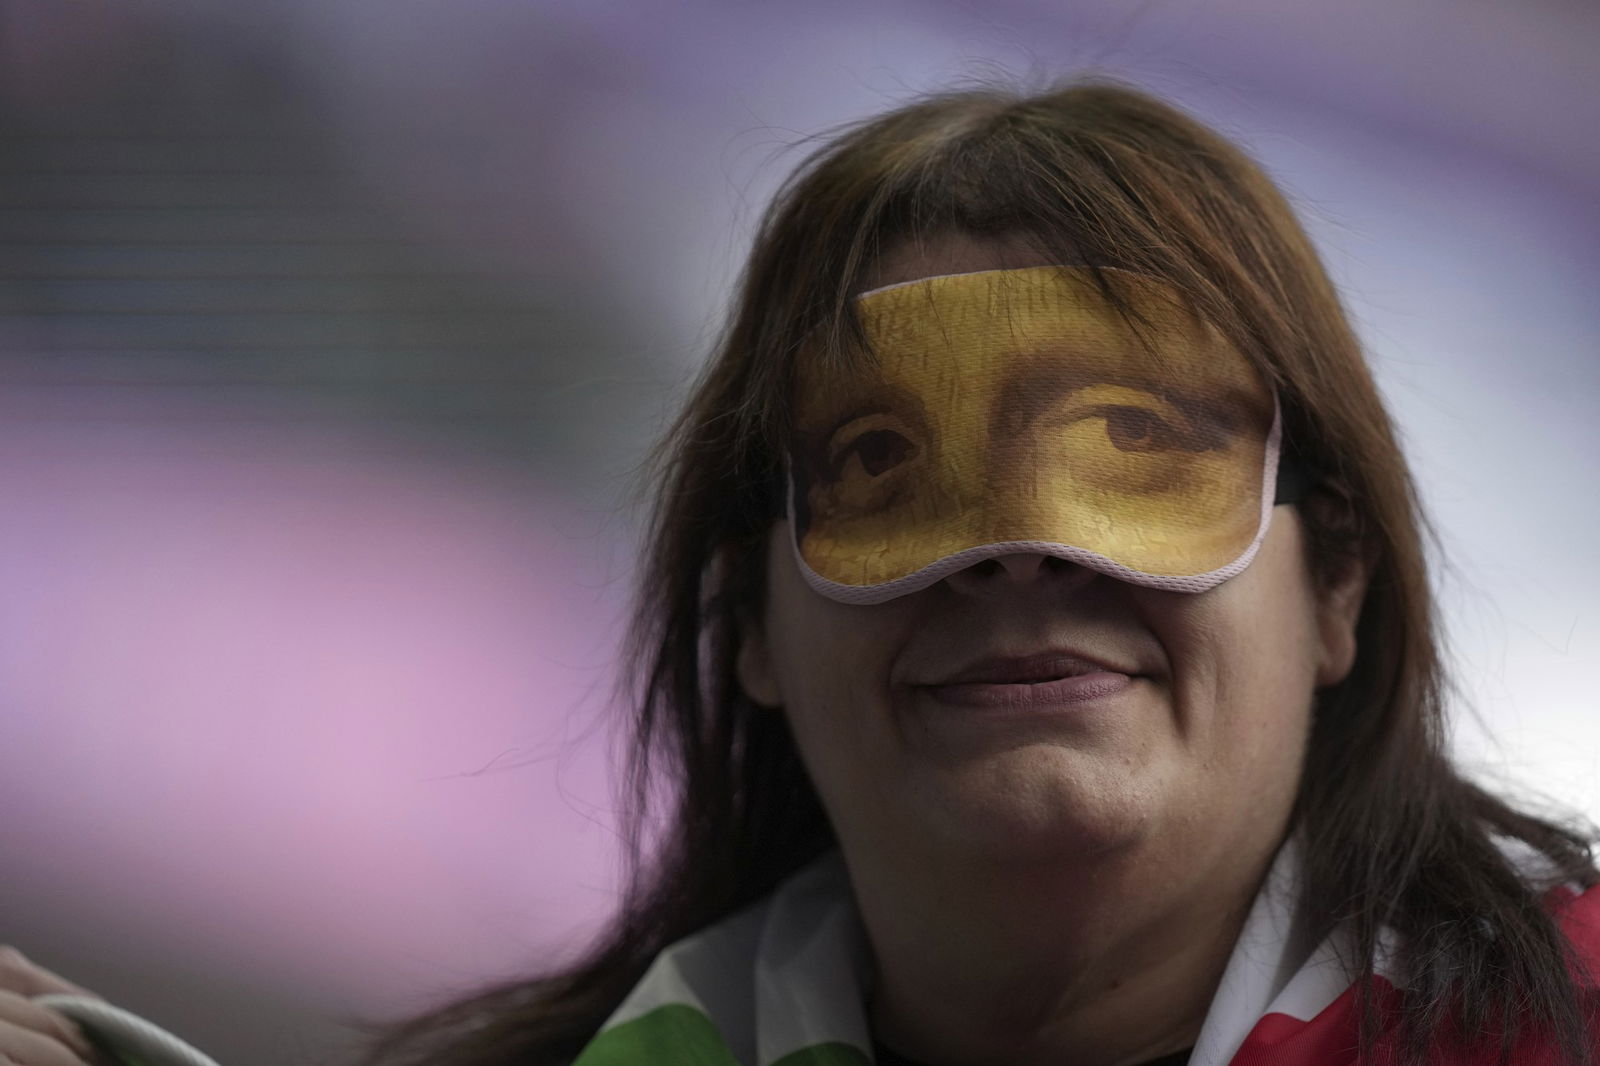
[736,235,1370,1066]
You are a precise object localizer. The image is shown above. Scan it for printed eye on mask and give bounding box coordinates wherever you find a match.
[787,266,1284,604]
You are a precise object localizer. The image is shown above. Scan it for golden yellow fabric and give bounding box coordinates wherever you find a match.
[791,267,1275,592]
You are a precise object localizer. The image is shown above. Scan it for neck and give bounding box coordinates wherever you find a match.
[852,834,1279,1066]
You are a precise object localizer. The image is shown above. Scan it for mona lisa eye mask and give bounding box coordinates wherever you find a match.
[788,266,1285,604]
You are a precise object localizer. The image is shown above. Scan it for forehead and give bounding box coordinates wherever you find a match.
[799,265,1265,429]
[856,232,1059,294]
[856,267,1225,383]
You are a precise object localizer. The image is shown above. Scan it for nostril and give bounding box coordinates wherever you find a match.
[946,553,1093,592]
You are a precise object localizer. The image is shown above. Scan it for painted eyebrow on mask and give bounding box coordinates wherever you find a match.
[986,353,1266,450]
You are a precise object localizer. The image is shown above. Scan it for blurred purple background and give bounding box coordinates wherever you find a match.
[0,1,1595,1062]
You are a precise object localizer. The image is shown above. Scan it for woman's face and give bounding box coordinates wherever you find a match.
[737,235,1368,871]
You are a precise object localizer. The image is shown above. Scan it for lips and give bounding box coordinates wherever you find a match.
[918,651,1135,709]
[930,652,1125,686]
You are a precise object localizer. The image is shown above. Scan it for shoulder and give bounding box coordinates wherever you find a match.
[1546,879,1600,984]
[1228,868,1600,1065]
[571,854,863,1066]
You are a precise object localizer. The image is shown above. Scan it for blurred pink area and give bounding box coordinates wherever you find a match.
[0,391,628,1008]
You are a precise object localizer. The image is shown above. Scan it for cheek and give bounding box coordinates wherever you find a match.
[761,532,906,747]
[1150,531,1323,767]
[763,601,915,828]
[767,607,875,714]
[1135,603,1313,853]
[1213,611,1319,755]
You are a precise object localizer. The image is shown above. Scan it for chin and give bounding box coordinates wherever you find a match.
[910,743,1166,865]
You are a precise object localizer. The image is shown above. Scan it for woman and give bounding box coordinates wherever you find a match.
[325,79,1600,1066]
[6,82,1598,1066]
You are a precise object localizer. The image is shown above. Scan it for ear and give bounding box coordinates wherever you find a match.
[1313,552,1372,688]
[736,615,784,707]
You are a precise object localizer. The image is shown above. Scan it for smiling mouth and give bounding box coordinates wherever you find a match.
[934,653,1117,685]
[921,654,1135,709]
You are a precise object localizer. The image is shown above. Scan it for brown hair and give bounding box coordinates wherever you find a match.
[352,81,1597,1066]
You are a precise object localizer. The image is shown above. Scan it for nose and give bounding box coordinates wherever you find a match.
[942,552,1095,596]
